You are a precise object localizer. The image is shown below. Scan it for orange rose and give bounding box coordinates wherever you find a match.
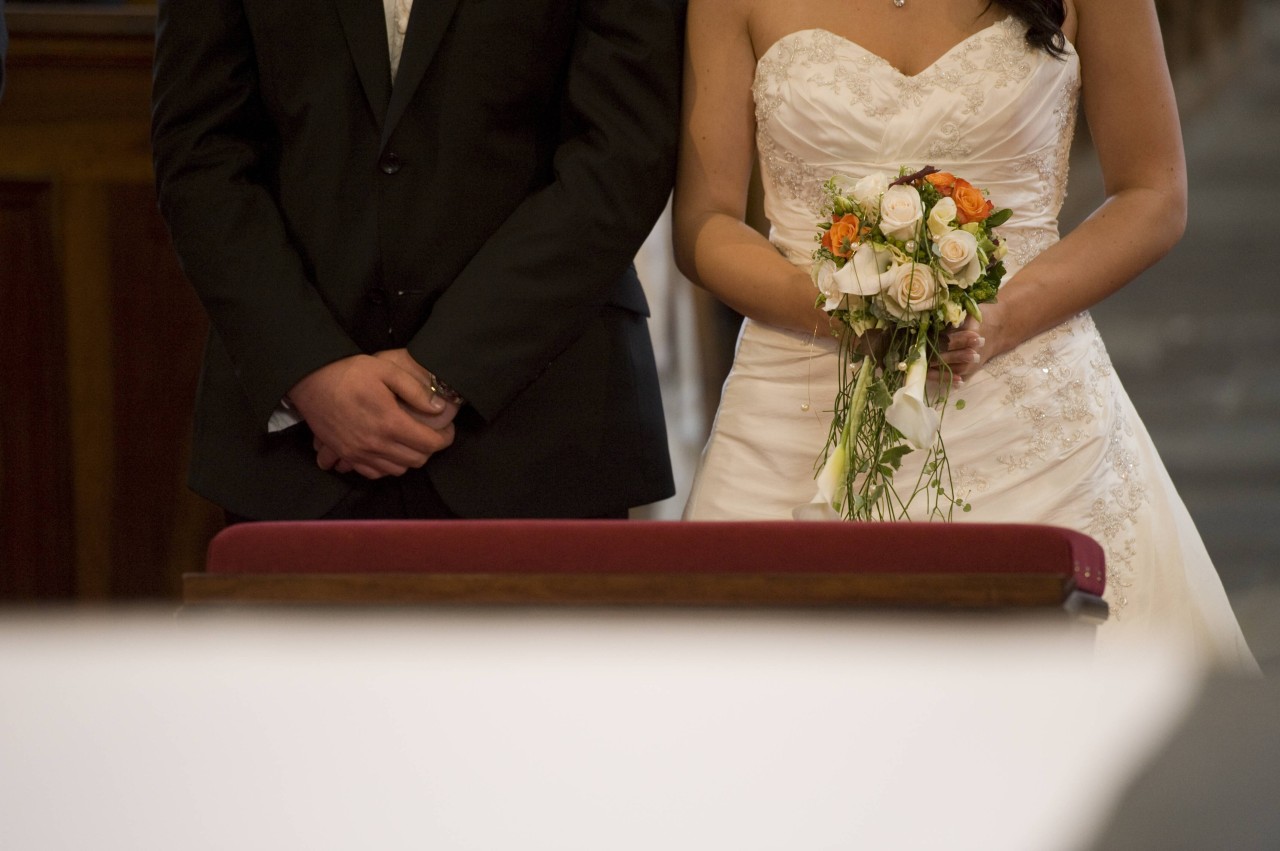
[822,213,862,259]
[925,171,957,196]
[952,178,994,223]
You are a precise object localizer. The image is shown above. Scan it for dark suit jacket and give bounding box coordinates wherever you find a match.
[152,0,682,519]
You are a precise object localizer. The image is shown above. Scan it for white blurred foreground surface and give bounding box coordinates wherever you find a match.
[0,611,1203,851]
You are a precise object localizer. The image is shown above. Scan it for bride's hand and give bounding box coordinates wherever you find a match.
[932,302,1009,387]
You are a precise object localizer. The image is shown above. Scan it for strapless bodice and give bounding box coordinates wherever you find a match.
[752,17,1080,273]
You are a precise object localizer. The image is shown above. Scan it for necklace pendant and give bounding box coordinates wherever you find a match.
[893,0,905,6]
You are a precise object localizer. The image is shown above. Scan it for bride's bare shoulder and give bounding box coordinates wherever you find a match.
[1061,0,1079,45]
[689,0,795,63]
[687,0,752,35]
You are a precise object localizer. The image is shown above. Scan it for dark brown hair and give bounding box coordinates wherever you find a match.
[989,0,1068,57]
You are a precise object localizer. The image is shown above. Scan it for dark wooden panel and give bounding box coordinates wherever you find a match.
[107,182,222,599]
[1,7,223,601]
[0,181,76,600]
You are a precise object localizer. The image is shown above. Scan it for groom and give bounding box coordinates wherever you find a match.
[152,0,683,520]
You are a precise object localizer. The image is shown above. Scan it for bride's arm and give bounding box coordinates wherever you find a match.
[672,0,832,336]
[951,0,1187,379]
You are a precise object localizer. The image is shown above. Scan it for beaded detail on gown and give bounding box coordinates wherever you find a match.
[683,19,1257,671]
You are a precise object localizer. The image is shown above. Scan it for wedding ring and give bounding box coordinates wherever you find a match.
[429,373,465,406]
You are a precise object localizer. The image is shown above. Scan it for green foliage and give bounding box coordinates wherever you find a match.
[881,444,913,469]
[870,379,893,409]
[966,271,1001,306]
[986,207,1013,229]
[917,181,943,208]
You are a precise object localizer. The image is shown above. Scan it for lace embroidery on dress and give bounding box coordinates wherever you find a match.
[756,133,827,212]
[1088,414,1147,614]
[890,15,1029,117]
[1005,228,1057,268]
[953,465,990,503]
[927,121,973,160]
[1012,78,1081,214]
[753,31,860,211]
[984,313,1146,613]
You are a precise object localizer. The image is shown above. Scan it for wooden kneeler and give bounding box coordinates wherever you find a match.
[183,521,1107,622]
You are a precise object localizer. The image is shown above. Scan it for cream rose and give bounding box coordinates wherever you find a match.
[882,262,939,318]
[834,242,894,296]
[934,229,981,288]
[852,173,889,218]
[927,196,958,240]
[877,184,924,242]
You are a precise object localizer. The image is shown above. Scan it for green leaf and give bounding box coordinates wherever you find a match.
[881,444,913,469]
[955,399,966,410]
[870,380,893,409]
[986,207,1013,229]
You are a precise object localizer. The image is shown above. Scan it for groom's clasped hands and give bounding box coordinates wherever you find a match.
[286,349,460,480]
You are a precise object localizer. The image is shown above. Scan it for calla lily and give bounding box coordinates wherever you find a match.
[793,430,849,520]
[797,357,876,518]
[815,437,849,509]
[834,242,894,296]
[812,261,842,311]
[885,351,940,450]
[793,495,842,521]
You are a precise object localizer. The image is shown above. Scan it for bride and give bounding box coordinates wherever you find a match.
[673,0,1257,671]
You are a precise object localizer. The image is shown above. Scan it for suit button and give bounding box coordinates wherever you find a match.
[365,289,388,305]
[379,152,402,174]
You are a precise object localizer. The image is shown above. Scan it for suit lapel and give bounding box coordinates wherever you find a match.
[333,0,393,129]
[380,0,463,150]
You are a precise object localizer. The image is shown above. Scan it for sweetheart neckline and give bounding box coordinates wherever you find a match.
[755,17,1020,81]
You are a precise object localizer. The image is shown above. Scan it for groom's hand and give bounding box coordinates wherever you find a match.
[372,348,461,427]
[288,354,455,479]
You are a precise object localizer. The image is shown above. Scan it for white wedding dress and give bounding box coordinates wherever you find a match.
[683,18,1257,671]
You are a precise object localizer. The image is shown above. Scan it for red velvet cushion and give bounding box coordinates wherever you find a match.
[206,521,1104,596]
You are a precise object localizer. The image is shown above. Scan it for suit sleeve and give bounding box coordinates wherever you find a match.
[407,0,686,422]
[151,0,361,428]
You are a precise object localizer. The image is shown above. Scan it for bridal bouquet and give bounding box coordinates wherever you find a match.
[803,166,1010,521]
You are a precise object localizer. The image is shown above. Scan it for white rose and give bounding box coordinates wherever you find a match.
[834,242,894,296]
[882,262,939,319]
[927,197,958,240]
[934,229,981,288]
[852,173,889,217]
[877,184,924,242]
